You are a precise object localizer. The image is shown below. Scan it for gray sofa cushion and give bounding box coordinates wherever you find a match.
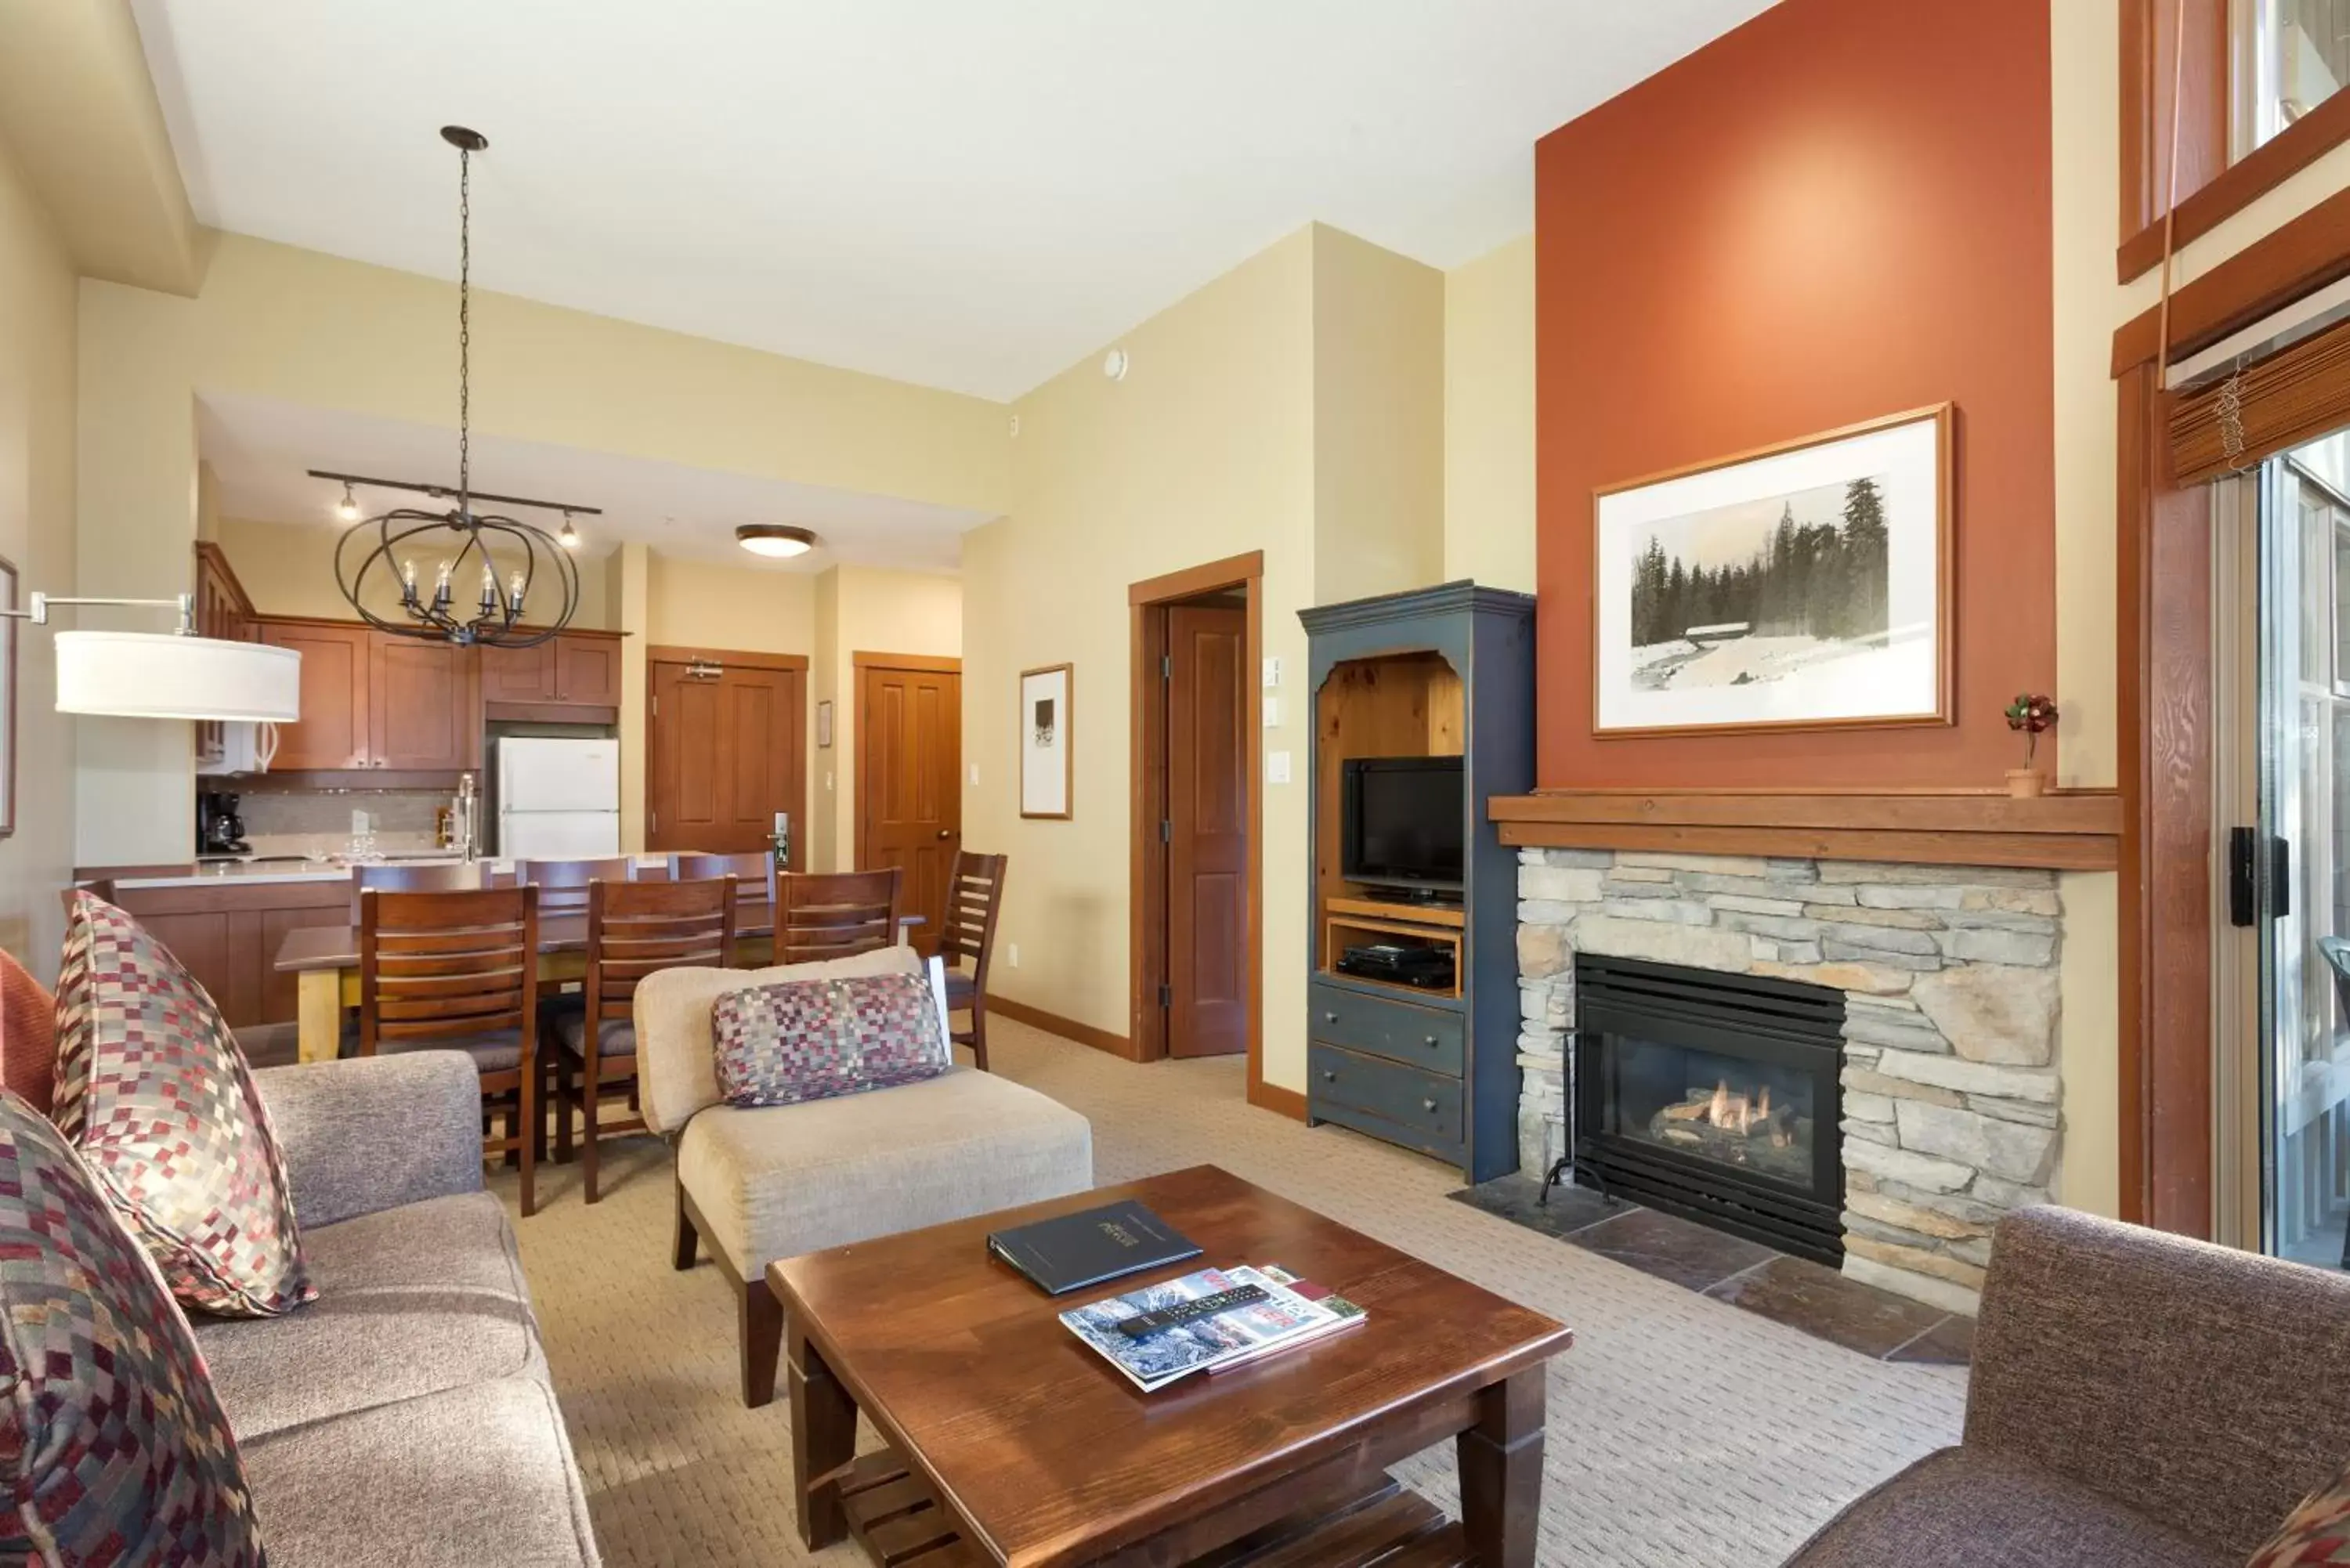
[196,1191,535,1441]
[1788,1447,2232,1568]
[240,1375,596,1568]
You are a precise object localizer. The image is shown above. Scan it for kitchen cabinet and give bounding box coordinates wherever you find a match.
[370,636,481,770]
[554,634,621,707]
[480,630,624,715]
[99,877,352,1028]
[479,638,556,703]
[192,544,258,770]
[262,621,372,770]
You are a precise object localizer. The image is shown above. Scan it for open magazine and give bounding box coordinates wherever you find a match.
[1059,1264,1363,1392]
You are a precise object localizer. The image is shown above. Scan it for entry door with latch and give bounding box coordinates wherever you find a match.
[858,662,960,958]
[646,653,805,860]
[1166,605,1248,1057]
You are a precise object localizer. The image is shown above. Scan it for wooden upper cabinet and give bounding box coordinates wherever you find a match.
[193,544,258,768]
[479,639,557,703]
[262,621,372,770]
[555,634,620,706]
[369,637,481,770]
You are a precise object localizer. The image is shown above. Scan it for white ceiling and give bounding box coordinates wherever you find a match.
[131,0,1773,400]
[197,391,992,574]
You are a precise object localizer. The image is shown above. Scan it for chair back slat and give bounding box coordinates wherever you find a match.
[587,877,737,1009]
[937,852,1007,977]
[359,886,539,1060]
[670,853,774,923]
[349,861,486,921]
[517,858,635,918]
[776,869,903,966]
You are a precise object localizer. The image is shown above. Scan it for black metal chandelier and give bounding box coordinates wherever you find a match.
[329,127,595,649]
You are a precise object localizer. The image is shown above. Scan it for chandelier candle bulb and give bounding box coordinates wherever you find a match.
[507,569,526,614]
[400,558,419,605]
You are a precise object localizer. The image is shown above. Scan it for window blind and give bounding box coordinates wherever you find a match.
[2171,315,2350,486]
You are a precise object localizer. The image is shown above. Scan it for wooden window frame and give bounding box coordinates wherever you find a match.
[2119,0,2350,282]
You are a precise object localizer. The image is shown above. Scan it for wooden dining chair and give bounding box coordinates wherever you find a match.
[671,852,774,964]
[937,851,1008,1071]
[515,857,636,918]
[347,860,485,920]
[775,869,904,965]
[358,884,543,1216]
[555,876,737,1204]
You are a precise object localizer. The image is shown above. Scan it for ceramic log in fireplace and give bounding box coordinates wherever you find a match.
[1568,956,1846,1264]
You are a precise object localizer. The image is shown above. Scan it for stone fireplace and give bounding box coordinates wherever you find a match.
[1515,848,2063,1315]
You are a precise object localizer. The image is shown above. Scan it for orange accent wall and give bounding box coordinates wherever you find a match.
[1533,0,2055,787]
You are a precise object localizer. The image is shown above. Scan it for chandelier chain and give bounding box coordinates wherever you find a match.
[457,142,472,512]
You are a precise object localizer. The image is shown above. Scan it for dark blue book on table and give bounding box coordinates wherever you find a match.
[986,1200,1202,1296]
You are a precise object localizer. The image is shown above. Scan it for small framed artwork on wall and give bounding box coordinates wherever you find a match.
[816,699,833,748]
[0,554,16,836]
[1020,663,1072,819]
[1591,403,1954,739]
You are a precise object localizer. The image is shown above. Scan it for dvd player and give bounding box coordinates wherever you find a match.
[1336,943,1455,989]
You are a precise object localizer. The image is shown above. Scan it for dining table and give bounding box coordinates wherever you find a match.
[273,912,923,1065]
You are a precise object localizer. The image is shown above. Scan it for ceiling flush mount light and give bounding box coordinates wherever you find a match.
[0,592,300,722]
[736,524,818,558]
[322,127,601,648]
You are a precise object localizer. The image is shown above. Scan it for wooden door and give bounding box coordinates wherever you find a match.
[1166,605,1247,1057]
[857,660,961,958]
[555,634,620,706]
[646,654,805,859]
[369,636,480,770]
[479,641,556,703]
[261,622,371,769]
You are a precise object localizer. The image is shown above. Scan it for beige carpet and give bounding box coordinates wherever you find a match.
[489,1018,1965,1567]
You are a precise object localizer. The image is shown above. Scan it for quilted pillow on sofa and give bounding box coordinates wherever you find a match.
[51,891,314,1319]
[2251,1461,2350,1566]
[0,1088,266,1565]
[712,967,949,1108]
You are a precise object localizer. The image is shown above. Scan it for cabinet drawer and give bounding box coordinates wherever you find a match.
[1308,1043,1462,1145]
[1307,980,1464,1076]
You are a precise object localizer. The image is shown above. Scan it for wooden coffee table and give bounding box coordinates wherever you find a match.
[765,1165,1573,1567]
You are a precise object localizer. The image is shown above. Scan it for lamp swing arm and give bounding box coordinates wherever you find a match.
[0,591,199,634]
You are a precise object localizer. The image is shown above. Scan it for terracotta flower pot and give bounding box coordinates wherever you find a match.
[2005,768,2047,800]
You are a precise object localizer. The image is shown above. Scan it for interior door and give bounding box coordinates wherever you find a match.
[857,661,961,958]
[646,655,805,859]
[1166,605,1248,1057]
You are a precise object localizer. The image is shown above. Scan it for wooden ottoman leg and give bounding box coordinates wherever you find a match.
[788,1316,856,1549]
[1459,1365,1546,1568]
[741,1273,784,1409]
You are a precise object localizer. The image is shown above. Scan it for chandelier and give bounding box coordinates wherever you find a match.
[328,127,595,648]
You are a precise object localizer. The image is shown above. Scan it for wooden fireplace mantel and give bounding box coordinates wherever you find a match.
[1486,789,2122,873]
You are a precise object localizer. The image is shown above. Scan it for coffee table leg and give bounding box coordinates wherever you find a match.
[787,1318,857,1550]
[1458,1365,1546,1568]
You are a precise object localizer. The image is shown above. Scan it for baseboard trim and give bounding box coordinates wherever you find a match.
[985,994,1139,1061]
[1249,1079,1308,1122]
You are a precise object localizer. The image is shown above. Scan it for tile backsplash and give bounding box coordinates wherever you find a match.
[237,789,448,858]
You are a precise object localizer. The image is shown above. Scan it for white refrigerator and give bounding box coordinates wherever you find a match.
[497,737,621,859]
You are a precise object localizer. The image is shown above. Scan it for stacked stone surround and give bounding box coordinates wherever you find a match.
[1514,847,2064,1316]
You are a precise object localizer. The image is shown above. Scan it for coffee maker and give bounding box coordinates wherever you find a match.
[197,791,250,857]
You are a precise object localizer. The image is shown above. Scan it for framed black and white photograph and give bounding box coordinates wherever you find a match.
[1020,663,1072,819]
[1592,404,1953,738]
[0,554,16,837]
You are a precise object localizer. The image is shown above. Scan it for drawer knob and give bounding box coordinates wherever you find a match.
[1423,1035,1438,1046]
[1423,1098,1438,1112]
[1321,1011,1338,1024]
[1321,1070,1336,1082]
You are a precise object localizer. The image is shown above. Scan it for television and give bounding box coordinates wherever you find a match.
[1341,756,1466,893]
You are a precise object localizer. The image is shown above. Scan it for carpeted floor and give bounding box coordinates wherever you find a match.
[489,1017,1965,1568]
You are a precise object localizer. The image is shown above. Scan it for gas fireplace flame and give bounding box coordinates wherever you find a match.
[1661,1079,1794,1148]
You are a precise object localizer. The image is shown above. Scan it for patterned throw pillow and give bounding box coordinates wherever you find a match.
[0,1089,267,1565]
[50,892,313,1319]
[712,969,951,1108]
[2251,1462,2350,1566]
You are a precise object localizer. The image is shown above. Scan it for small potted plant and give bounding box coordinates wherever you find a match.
[2003,693,2059,798]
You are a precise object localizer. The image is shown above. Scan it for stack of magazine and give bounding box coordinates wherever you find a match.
[1059,1263,1365,1392]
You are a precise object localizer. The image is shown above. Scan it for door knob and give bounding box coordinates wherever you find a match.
[937,829,952,839]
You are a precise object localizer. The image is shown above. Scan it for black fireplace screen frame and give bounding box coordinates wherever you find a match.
[1569,955,1846,1265]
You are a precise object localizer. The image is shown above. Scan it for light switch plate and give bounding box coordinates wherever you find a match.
[969,764,980,786]
[1266,750,1292,785]
[1262,656,1282,688]
[1262,695,1281,728]
[1007,943,1020,968]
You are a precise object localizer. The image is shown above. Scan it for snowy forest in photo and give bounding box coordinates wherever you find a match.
[1628,475,1894,692]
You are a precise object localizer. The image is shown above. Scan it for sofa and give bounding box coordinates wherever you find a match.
[198,1050,600,1566]
[1785,1205,2350,1567]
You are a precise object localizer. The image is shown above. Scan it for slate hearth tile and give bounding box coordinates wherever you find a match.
[1447,1173,1631,1240]
[1567,1205,1779,1292]
[1885,1312,1976,1366]
[1705,1254,1952,1360]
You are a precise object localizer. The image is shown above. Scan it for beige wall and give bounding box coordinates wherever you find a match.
[74,232,1011,864]
[1442,235,1536,593]
[964,226,1320,1072]
[214,515,614,628]
[0,139,78,973]
[829,565,964,872]
[643,555,815,654]
[1311,225,1446,604]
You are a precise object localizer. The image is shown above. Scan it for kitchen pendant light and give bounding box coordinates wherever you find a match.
[325,128,599,648]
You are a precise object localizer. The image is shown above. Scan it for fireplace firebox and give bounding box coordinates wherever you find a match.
[1564,956,1845,1264]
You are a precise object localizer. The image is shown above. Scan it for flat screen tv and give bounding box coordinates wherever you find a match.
[1341,755,1466,893]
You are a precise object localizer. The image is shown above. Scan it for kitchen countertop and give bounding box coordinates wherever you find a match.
[103,854,675,891]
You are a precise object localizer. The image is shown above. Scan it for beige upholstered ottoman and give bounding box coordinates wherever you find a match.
[634,948,1094,1405]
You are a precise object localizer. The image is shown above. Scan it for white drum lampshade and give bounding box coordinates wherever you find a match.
[54,631,302,722]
